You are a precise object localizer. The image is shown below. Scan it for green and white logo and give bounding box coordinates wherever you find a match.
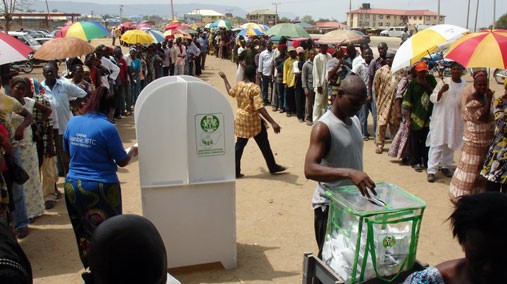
[200,115,220,133]
[382,235,396,248]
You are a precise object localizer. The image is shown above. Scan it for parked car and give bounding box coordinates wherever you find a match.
[380,26,406,37]
[33,37,51,45]
[48,30,59,38]
[8,31,42,51]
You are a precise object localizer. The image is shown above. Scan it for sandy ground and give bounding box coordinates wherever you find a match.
[18,37,505,284]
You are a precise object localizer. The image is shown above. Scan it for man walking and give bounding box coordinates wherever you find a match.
[352,47,373,139]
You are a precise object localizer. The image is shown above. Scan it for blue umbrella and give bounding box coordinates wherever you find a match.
[144,29,165,43]
[238,27,264,37]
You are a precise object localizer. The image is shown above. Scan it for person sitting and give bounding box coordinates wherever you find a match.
[404,192,507,283]
[83,214,180,284]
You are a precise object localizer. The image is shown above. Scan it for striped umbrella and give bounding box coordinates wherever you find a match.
[238,26,264,37]
[163,28,189,40]
[210,20,232,29]
[0,32,33,64]
[59,21,109,41]
[445,29,507,69]
[391,24,468,73]
[260,24,269,32]
[144,29,165,43]
[241,23,265,31]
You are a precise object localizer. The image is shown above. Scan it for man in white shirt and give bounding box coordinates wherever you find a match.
[258,41,274,105]
[312,43,332,122]
[351,47,374,139]
[40,63,87,176]
[96,45,120,91]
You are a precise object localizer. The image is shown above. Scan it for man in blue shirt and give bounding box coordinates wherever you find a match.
[197,33,209,71]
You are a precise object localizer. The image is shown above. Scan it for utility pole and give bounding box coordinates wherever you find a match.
[91,10,94,21]
[349,0,352,27]
[493,0,496,28]
[466,0,470,29]
[437,0,440,24]
[119,4,123,23]
[272,2,281,25]
[474,0,479,32]
[170,0,175,21]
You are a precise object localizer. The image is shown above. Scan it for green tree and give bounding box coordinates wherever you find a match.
[496,12,507,29]
[317,18,330,22]
[279,17,289,23]
[302,15,315,25]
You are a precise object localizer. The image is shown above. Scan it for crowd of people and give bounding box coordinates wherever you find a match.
[0,23,506,283]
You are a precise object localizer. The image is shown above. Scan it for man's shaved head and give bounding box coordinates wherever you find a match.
[341,74,367,98]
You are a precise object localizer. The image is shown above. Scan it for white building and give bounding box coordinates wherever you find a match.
[184,9,224,23]
[347,8,445,29]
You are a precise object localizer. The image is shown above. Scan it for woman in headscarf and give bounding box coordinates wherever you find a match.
[63,86,138,268]
[449,72,495,200]
[84,214,180,284]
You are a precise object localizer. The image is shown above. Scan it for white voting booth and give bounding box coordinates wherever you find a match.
[135,76,237,269]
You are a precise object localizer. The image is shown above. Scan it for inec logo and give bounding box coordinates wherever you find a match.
[200,115,220,132]
[382,235,396,248]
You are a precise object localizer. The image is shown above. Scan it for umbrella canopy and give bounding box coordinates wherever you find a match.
[265,23,309,39]
[136,23,153,30]
[119,22,136,29]
[445,29,507,69]
[144,29,165,43]
[204,23,212,29]
[33,37,94,60]
[163,29,189,39]
[0,32,33,64]
[121,30,153,45]
[238,26,264,37]
[392,24,468,73]
[60,21,109,41]
[316,29,362,45]
[260,24,269,32]
[164,23,191,31]
[241,23,266,31]
[210,20,232,29]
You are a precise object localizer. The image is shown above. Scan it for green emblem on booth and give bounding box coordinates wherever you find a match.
[200,115,220,132]
[382,235,396,248]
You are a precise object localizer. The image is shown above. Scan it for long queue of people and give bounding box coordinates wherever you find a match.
[216,35,507,199]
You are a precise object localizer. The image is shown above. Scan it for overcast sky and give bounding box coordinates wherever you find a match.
[64,0,506,30]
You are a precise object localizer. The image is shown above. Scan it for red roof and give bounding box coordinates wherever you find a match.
[315,21,346,28]
[349,8,443,17]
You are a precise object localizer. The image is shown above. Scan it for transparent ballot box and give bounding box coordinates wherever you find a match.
[322,182,426,283]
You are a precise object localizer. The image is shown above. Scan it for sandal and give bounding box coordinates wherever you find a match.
[16,227,29,239]
[45,200,56,210]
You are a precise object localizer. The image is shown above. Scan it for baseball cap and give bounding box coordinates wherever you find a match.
[415,61,428,72]
[288,46,296,52]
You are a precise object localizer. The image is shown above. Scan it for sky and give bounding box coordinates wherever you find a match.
[51,0,507,30]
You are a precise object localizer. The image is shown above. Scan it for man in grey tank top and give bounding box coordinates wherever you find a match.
[304,74,377,258]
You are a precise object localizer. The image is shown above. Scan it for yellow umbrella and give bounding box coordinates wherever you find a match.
[121,30,153,45]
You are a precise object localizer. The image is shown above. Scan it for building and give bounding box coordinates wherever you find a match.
[346,8,445,29]
[1,12,80,30]
[184,9,224,23]
[314,21,347,32]
[246,9,277,26]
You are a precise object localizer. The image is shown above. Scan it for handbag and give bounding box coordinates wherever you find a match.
[5,154,29,185]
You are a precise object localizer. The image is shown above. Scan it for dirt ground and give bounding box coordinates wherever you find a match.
[19,37,504,284]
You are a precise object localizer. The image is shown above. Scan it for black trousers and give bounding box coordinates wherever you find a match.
[235,123,277,176]
[295,85,305,120]
[285,86,296,114]
[486,180,507,192]
[409,127,429,166]
[314,206,329,259]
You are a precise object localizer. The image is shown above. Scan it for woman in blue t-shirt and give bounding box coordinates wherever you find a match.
[63,86,138,269]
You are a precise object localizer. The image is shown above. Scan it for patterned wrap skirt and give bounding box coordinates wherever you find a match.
[64,177,122,268]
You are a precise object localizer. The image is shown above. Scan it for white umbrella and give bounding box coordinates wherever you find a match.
[0,32,33,65]
[391,24,468,73]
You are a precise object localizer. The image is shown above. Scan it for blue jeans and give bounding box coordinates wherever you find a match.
[261,75,273,104]
[128,75,141,110]
[359,90,378,138]
[11,148,28,230]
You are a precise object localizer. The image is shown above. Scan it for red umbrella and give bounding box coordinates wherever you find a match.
[54,24,71,38]
[119,22,136,29]
[164,23,191,31]
[0,32,33,64]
